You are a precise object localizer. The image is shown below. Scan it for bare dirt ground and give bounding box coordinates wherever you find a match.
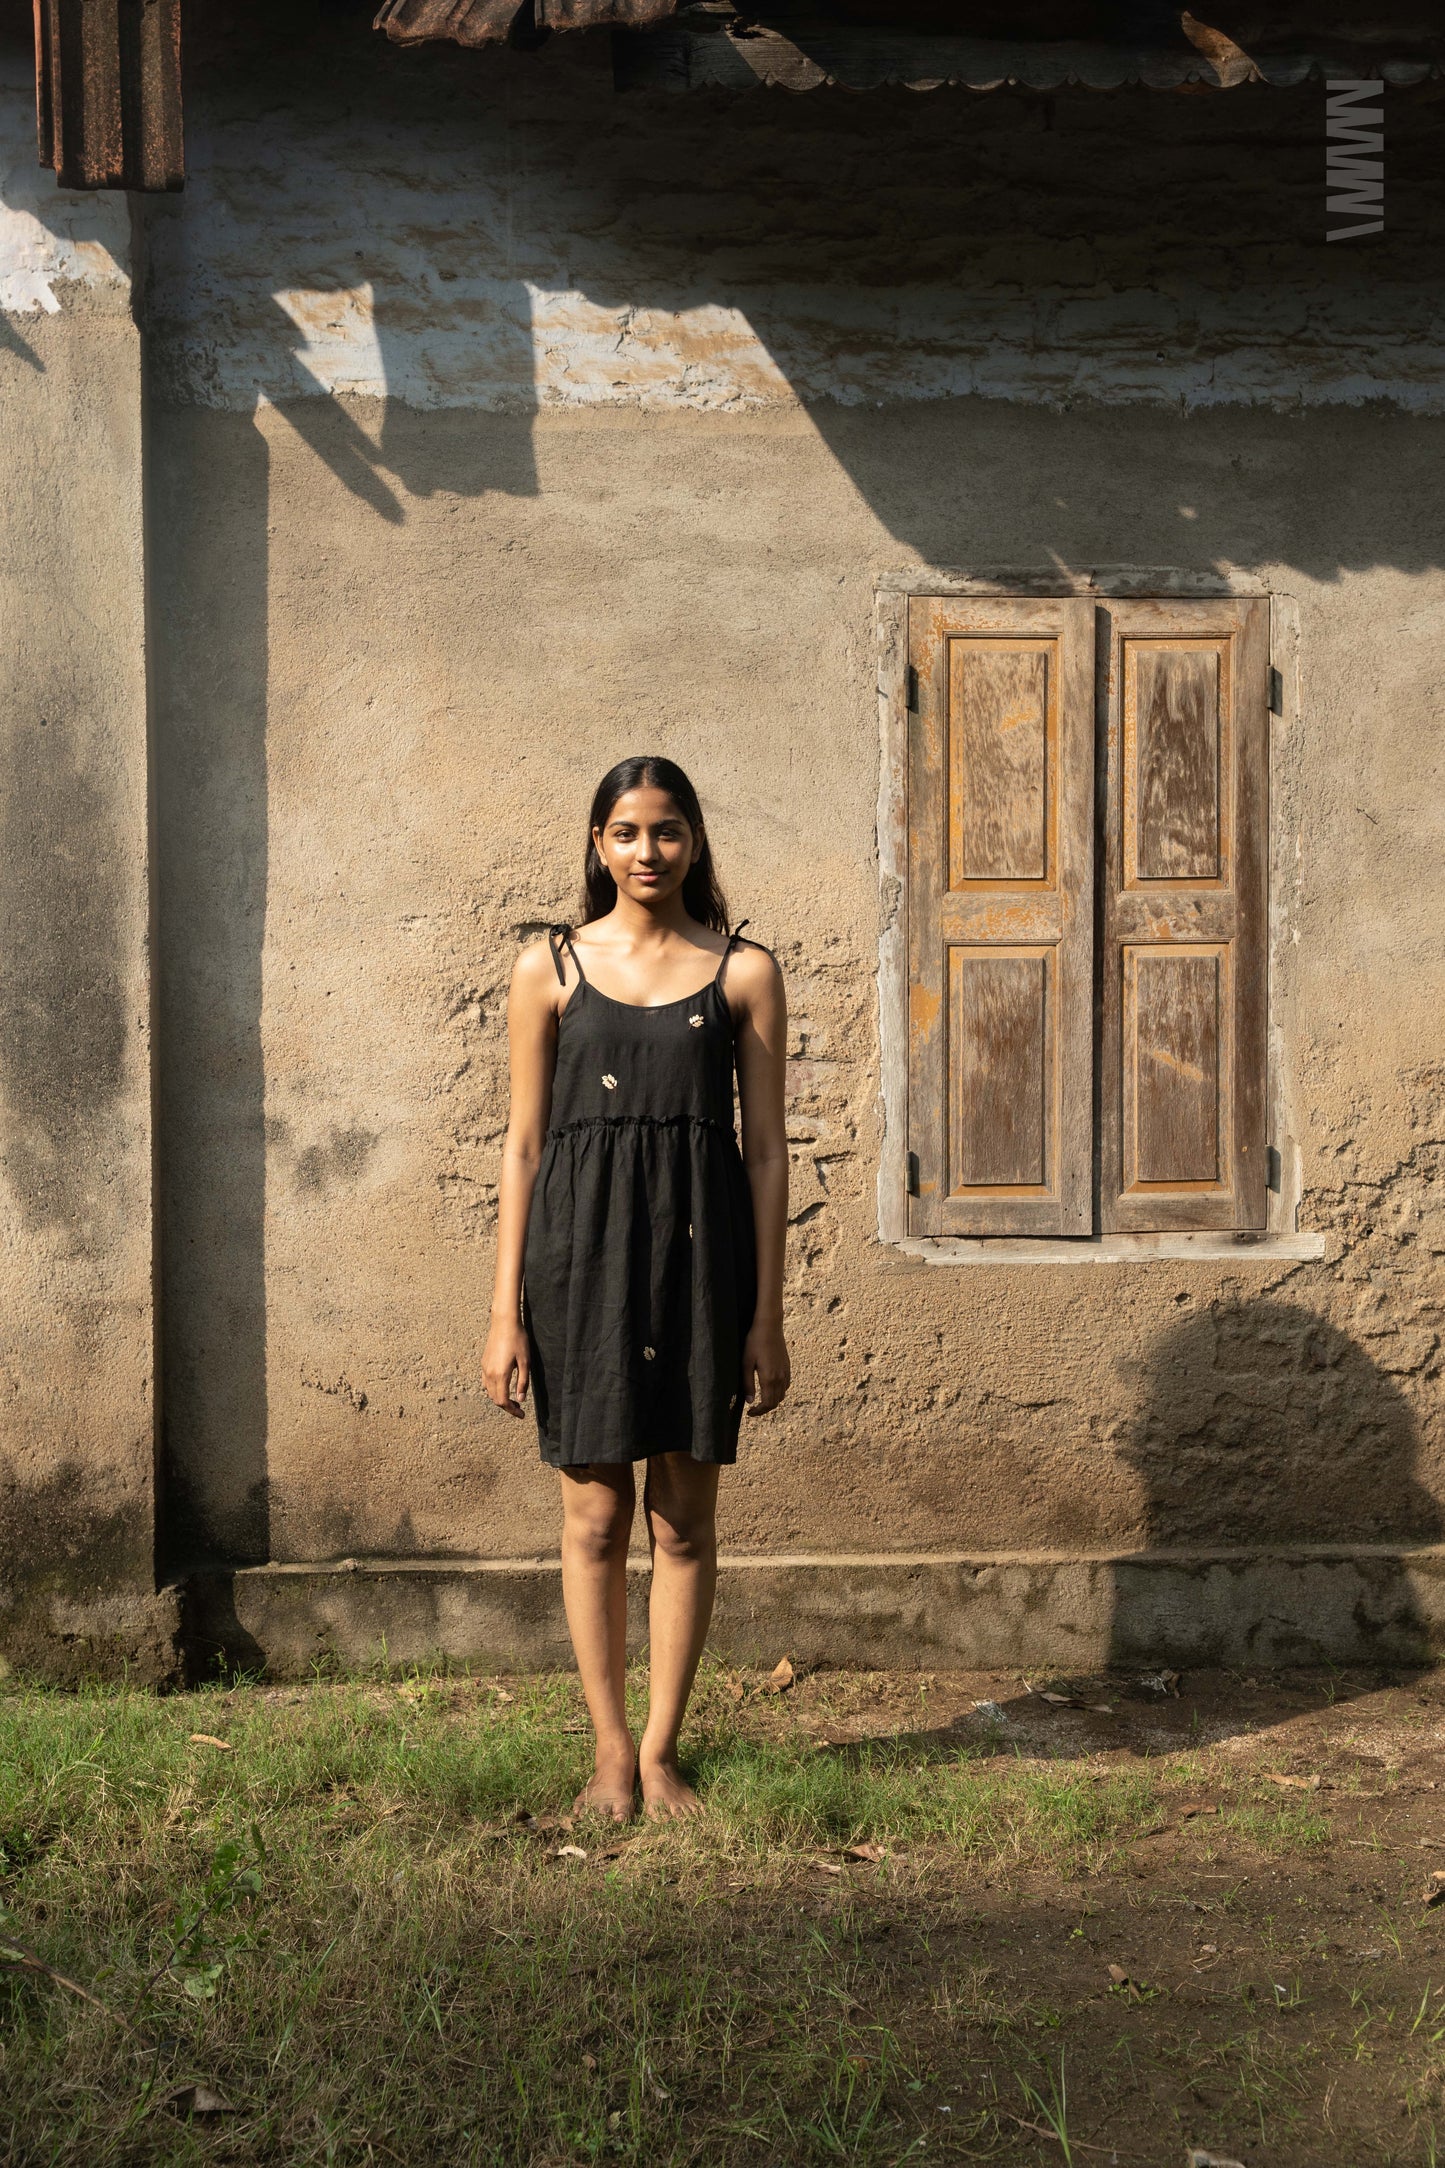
[734,1662,1445,2164]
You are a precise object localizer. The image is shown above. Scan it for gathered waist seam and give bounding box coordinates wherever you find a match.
[546,1112,737,1142]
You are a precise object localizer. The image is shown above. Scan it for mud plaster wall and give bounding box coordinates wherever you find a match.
[0,57,165,1671]
[128,8,1445,1578]
[7,9,1444,1607]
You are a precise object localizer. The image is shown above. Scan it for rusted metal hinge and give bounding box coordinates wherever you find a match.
[906,1151,920,1196]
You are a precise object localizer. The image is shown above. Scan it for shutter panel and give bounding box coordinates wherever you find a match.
[1099,598,1268,1231]
[906,597,1095,1236]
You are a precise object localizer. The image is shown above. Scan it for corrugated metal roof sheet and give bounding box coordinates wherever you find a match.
[613,9,1442,90]
[374,0,678,43]
[376,0,1442,83]
[35,0,183,189]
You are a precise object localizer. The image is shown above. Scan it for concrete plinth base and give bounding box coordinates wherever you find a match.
[0,1586,184,1687]
[181,1547,1445,1678]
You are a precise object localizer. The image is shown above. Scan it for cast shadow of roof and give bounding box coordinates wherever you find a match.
[152,1,1445,579]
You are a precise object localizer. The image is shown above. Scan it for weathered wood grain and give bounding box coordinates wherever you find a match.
[951,950,1047,1189]
[1133,645,1220,880]
[1101,599,1268,1232]
[952,646,1048,885]
[1128,946,1221,1186]
[907,597,1093,1237]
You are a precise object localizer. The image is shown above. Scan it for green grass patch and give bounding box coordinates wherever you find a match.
[0,1667,1387,2165]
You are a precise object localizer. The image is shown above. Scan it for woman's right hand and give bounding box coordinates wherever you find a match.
[483,1315,531,1419]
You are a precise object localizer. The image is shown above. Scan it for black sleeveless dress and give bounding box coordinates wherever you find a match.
[522,924,760,1468]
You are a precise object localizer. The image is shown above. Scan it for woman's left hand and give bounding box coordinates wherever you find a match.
[741,1317,791,1416]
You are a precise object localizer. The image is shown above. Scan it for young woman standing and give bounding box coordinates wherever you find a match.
[482,757,791,1820]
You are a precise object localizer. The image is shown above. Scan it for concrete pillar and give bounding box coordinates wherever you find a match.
[0,55,173,1680]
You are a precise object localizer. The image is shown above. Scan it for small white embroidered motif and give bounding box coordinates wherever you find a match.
[687,1222,693,1238]
[643,1345,656,1361]
[688,1014,704,1028]
[729,1393,738,1410]
[601,1073,617,1090]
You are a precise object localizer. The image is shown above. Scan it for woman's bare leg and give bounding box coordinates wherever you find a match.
[559,1464,637,1818]
[638,1454,719,1818]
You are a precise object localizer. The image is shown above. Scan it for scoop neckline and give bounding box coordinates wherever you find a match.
[564,977,721,1017]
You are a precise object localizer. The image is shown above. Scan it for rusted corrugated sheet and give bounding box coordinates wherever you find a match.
[35,0,183,191]
[375,0,678,45]
[614,11,1442,91]
[374,0,1441,83]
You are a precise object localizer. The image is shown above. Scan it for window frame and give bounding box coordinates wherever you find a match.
[875,571,1316,1262]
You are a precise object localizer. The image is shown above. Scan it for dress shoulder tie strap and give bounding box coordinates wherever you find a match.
[714,920,750,988]
[547,924,586,986]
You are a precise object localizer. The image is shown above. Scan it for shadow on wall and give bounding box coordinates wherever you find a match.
[263,283,539,526]
[152,410,271,1572]
[1107,1299,1441,1668]
[164,1,1445,580]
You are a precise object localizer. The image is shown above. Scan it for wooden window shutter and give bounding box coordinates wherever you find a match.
[906,597,1095,1236]
[1099,599,1269,1231]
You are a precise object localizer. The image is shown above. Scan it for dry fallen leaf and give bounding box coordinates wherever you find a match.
[1086,1703,1115,1716]
[555,1844,588,1862]
[515,1810,574,1835]
[493,1689,515,1705]
[1107,1962,1131,1985]
[1266,1772,1322,1791]
[581,2052,598,2073]
[164,2084,233,2117]
[844,1842,886,1864]
[1040,1691,1076,1707]
[187,1735,232,1753]
[812,1860,844,1876]
[1186,2152,1246,2168]
[766,1656,796,1694]
[1422,1869,1445,1909]
[727,1677,746,1704]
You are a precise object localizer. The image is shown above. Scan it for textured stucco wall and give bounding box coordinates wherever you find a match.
[150,393,1445,1583]
[0,60,171,1677]
[136,9,1445,1607]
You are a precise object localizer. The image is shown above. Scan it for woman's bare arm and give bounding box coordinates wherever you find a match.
[482,942,561,1416]
[731,945,791,1414]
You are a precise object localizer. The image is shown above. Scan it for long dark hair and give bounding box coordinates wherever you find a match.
[580,756,730,932]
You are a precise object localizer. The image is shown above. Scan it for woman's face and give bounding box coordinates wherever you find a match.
[593,786,699,907]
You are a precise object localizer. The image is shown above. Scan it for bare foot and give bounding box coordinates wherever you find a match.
[639,1753,701,1820]
[573,1737,637,1822]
